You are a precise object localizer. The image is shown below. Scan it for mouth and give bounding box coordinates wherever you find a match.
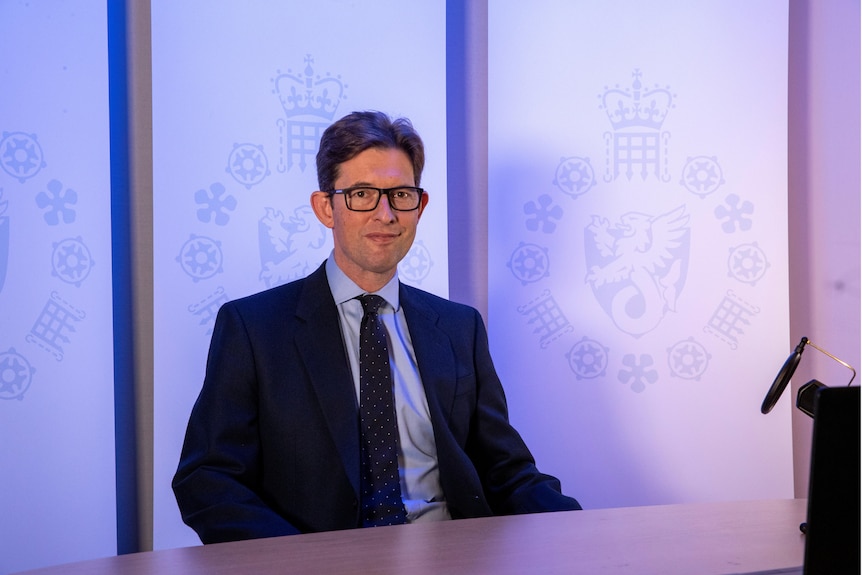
[365,231,400,243]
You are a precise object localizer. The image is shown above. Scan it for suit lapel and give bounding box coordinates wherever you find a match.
[294,264,361,496]
[400,285,458,424]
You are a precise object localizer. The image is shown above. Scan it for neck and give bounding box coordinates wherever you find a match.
[354,273,395,293]
[332,256,396,293]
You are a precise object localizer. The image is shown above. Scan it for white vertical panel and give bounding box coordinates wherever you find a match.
[151,0,448,549]
[488,0,792,508]
[0,3,116,574]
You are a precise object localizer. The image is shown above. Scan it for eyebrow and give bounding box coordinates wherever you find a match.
[339,182,415,189]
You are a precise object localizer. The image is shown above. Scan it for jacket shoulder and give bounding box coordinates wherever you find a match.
[220,262,328,321]
[400,284,482,325]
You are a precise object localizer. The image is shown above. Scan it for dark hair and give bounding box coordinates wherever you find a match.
[316,110,425,191]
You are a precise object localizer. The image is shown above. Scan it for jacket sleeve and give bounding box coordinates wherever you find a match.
[172,302,301,544]
[463,308,582,515]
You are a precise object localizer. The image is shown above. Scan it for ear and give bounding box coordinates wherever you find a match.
[310,191,335,229]
[417,191,430,219]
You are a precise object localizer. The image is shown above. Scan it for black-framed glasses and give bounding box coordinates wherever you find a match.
[329,186,424,212]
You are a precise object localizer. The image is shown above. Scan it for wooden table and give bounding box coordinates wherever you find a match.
[15,499,807,575]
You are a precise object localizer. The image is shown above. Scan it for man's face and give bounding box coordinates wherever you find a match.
[311,147,428,291]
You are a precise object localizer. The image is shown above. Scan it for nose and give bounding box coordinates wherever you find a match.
[374,193,396,220]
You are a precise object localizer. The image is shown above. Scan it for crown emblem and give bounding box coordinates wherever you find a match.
[272,55,347,121]
[599,69,674,131]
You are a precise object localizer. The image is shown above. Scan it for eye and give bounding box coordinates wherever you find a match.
[348,188,371,199]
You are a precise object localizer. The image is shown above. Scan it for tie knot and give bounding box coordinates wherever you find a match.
[358,294,386,316]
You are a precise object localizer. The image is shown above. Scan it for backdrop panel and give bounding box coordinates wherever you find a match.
[0,3,117,573]
[151,0,448,549]
[488,0,793,508]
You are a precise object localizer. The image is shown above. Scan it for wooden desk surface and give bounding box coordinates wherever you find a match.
[16,499,807,575]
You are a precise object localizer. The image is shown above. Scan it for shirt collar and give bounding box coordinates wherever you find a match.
[325,252,401,311]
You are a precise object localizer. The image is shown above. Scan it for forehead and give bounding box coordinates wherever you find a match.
[334,147,414,187]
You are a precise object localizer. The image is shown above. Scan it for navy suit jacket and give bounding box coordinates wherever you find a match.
[173,262,580,544]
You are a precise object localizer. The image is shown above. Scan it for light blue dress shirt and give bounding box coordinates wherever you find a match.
[325,256,451,523]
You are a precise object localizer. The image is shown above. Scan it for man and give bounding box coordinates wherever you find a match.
[173,110,581,544]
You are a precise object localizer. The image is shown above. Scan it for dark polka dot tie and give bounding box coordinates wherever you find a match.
[357,294,407,527]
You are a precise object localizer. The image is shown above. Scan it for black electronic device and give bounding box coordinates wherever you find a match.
[761,337,859,574]
[802,385,860,575]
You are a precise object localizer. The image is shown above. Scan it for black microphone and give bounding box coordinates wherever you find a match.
[761,336,856,417]
[761,337,807,414]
